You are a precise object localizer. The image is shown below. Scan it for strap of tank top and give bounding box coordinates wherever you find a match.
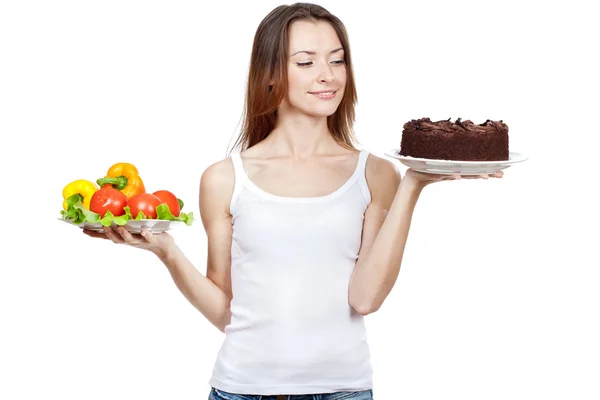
[231,153,247,178]
[230,153,247,214]
[356,149,372,205]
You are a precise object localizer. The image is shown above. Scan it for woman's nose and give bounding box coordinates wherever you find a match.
[317,65,335,84]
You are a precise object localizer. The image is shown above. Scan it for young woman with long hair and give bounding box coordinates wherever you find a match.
[85,3,502,399]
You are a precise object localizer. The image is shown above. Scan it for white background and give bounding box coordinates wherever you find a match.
[1,0,598,399]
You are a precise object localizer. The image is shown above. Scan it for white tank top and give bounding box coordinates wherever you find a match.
[209,149,373,396]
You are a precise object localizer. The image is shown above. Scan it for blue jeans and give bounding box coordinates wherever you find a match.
[209,387,374,400]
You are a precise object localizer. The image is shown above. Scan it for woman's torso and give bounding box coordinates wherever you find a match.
[209,149,373,396]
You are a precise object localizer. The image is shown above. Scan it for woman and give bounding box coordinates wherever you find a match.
[85,3,502,400]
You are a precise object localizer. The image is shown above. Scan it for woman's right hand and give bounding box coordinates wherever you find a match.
[83,226,176,258]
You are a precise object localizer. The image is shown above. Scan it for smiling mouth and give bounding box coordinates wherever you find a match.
[308,90,338,99]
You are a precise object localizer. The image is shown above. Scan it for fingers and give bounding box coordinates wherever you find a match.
[418,170,504,181]
[102,226,127,244]
[454,170,504,180]
[113,226,151,247]
[140,229,153,241]
[115,226,137,242]
[83,229,110,239]
[83,226,127,244]
[482,171,504,179]
[83,225,157,251]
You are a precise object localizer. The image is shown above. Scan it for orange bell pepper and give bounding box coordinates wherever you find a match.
[96,162,145,199]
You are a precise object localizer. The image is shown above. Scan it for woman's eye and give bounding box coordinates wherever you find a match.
[296,60,344,67]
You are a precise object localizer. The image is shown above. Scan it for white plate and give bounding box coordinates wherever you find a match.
[58,218,185,234]
[384,150,528,175]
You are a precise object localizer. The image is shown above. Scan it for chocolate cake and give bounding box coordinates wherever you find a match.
[399,118,509,161]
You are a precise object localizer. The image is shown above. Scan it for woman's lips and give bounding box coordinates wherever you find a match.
[308,90,338,100]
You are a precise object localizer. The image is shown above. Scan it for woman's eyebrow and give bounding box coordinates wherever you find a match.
[290,47,344,56]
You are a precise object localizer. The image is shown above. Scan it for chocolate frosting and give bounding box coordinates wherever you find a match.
[403,118,508,134]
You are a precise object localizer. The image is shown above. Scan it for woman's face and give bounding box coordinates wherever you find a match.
[281,20,347,118]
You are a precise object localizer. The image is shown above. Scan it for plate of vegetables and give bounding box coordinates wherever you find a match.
[59,162,194,234]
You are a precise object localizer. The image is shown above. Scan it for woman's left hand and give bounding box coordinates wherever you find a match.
[404,168,504,188]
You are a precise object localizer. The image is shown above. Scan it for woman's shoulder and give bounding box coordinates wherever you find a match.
[364,151,401,192]
[364,151,399,177]
[200,157,235,198]
[201,156,235,181]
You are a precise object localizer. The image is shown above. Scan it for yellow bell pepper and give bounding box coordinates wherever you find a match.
[96,162,145,199]
[62,179,98,210]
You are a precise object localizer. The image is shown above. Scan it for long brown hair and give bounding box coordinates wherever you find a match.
[229,3,359,153]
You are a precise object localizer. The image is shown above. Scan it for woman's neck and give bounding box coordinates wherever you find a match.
[263,113,337,159]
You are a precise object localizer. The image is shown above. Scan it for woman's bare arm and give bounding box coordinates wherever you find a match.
[90,159,236,332]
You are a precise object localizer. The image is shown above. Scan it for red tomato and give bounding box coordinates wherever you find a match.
[128,193,162,219]
[89,187,128,217]
[152,190,180,217]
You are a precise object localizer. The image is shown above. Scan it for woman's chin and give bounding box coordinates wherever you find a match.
[281,102,342,118]
[305,105,341,118]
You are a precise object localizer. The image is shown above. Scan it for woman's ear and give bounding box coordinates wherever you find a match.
[268,78,275,92]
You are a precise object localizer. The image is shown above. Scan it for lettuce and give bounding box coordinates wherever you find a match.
[60,194,194,226]
[156,204,194,226]
[60,194,100,224]
[98,209,130,226]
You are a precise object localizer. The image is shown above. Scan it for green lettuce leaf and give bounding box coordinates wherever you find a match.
[98,210,130,227]
[60,194,194,227]
[136,210,147,220]
[60,194,100,224]
[156,203,194,226]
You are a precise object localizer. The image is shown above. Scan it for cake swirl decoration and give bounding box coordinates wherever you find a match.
[403,118,508,134]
